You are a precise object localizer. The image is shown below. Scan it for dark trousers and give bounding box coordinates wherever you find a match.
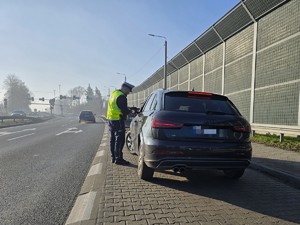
[108,120,125,162]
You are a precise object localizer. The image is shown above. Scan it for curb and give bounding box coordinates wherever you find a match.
[65,125,109,225]
[249,162,300,189]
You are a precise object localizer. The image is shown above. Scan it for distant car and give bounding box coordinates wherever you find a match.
[79,110,96,123]
[11,111,26,117]
[126,89,252,181]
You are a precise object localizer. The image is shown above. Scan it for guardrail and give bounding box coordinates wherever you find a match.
[251,124,300,142]
[0,116,41,123]
[0,115,55,126]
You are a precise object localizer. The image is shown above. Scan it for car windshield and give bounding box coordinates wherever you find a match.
[164,93,237,115]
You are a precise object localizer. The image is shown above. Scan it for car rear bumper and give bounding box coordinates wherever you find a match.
[142,139,252,170]
[145,158,250,170]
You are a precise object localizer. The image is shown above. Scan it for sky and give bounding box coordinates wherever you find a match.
[0,0,240,107]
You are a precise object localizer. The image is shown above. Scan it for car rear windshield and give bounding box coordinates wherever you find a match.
[81,111,93,115]
[164,92,238,115]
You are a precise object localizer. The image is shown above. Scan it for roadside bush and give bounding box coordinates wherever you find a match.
[251,133,300,152]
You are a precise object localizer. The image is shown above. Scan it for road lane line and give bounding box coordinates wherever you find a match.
[0,128,36,137]
[65,191,97,224]
[7,133,35,141]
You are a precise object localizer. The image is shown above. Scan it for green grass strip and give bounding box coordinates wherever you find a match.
[252,133,300,153]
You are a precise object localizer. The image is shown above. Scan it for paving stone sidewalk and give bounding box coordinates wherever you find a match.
[66,127,300,225]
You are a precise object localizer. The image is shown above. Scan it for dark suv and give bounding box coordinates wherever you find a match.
[127,90,252,180]
[79,110,96,123]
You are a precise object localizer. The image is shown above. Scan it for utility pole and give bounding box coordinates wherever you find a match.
[59,85,63,116]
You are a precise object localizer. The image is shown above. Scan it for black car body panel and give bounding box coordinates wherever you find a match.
[142,139,251,170]
[129,90,252,178]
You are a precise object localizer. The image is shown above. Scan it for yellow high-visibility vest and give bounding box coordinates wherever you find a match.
[106,90,124,120]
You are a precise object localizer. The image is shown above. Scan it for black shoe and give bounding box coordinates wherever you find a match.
[111,158,115,163]
[115,158,130,165]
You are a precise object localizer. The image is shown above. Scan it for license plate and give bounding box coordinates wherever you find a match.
[204,129,217,135]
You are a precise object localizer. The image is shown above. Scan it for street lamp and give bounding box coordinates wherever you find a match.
[117,72,126,82]
[148,34,167,90]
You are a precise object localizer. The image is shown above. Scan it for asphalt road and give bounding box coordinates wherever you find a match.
[0,115,105,225]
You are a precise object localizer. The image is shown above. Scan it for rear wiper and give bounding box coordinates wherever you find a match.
[205,111,234,115]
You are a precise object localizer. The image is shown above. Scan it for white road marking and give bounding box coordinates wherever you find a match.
[99,117,106,123]
[96,151,104,157]
[56,127,82,136]
[7,133,35,141]
[87,163,103,176]
[100,143,107,147]
[65,192,97,224]
[0,128,36,137]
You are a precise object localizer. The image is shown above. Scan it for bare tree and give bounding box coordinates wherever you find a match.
[3,74,31,113]
[66,85,105,115]
[68,86,86,99]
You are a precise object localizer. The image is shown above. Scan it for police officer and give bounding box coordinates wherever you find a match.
[106,82,135,165]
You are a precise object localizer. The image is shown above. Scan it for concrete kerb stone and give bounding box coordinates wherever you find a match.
[249,162,300,189]
[65,125,109,225]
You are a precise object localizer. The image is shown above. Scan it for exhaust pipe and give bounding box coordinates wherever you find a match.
[173,167,185,173]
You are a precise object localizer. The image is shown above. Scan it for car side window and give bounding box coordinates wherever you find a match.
[140,94,153,112]
[143,94,155,112]
[150,94,157,110]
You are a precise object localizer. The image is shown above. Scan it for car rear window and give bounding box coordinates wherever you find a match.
[81,111,93,116]
[164,92,238,115]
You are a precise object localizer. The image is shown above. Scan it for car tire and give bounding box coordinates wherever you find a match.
[125,132,136,155]
[223,168,245,179]
[138,153,154,181]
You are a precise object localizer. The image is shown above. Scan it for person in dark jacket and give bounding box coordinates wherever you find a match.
[106,82,134,165]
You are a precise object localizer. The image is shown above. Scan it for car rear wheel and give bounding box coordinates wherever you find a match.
[138,153,154,180]
[125,132,135,154]
[223,168,245,179]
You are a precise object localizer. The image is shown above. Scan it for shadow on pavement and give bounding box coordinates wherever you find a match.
[150,168,300,224]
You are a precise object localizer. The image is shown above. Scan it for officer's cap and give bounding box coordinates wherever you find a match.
[121,82,135,92]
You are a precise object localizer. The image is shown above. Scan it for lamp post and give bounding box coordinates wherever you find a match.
[148,34,167,90]
[117,72,126,82]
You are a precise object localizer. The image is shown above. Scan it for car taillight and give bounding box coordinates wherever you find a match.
[187,91,212,97]
[233,124,251,133]
[152,118,183,129]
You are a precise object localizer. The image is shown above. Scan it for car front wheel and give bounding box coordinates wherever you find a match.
[125,132,136,154]
[138,153,154,181]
